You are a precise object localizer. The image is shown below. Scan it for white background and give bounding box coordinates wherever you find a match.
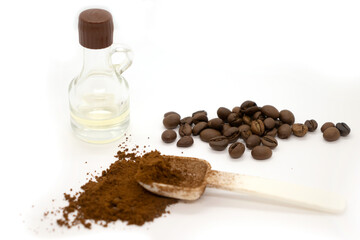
[1,0,359,239]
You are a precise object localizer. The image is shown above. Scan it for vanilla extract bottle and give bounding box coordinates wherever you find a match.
[69,9,133,143]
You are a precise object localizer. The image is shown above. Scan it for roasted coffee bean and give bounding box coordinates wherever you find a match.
[261,105,280,119]
[232,106,241,114]
[274,120,282,128]
[192,113,208,124]
[240,101,258,113]
[304,119,318,132]
[292,123,308,137]
[251,146,272,160]
[179,123,192,137]
[261,136,278,149]
[192,110,207,117]
[223,127,240,143]
[336,122,351,136]
[245,135,261,149]
[263,118,275,130]
[240,101,260,115]
[192,122,208,136]
[265,128,277,137]
[200,129,222,142]
[242,115,252,125]
[222,123,231,135]
[164,111,180,118]
[253,111,264,121]
[279,110,295,125]
[277,124,292,139]
[243,106,261,115]
[208,118,224,130]
[161,130,177,143]
[217,107,232,121]
[228,142,245,158]
[227,113,242,127]
[321,122,335,133]
[250,120,265,136]
[163,113,181,129]
[239,124,252,140]
[180,116,193,125]
[209,136,229,151]
[240,100,257,111]
[323,127,340,142]
[177,136,194,147]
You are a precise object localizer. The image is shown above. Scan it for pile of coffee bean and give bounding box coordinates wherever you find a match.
[161,100,351,160]
[321,122,350,141]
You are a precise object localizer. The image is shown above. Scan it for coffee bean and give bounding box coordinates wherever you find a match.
[217,107,232,121]
[274,120,282,128]
[240,101,260,116]
[277,124,292,139]
[192,110,207,117]
[192,113,208,124]
[227,113,242,127]
[240,101,260,115]
[209,136,229,151]
[239,124,252,140]
[304,119,318,132]
[164,111,180,118]
[222,123,231,135]
[323,127,340,142]
[336,122,350,136]
[228,142,245,158]
[244,106,261,115]
[192,122,208,136]
[292,123,308,137]
[163,114,181,129]
[161,130,177,143]
[245,135,261,149]
[200,129,222,142]
[180,116,193,125]
[261,105,280,119]
[179,123,192,137]
[177,136,194,147]
[263,118,275,129]
[250,120,265,136]
[321,122,335,133]
[227,113,239,124]
[242,115,252,126]
[261,136,278,149]
[208,118,224,130]
[223,127,240,143]
[279,110,295,125]
[265,128,277,137]
[253,111,265,121]
[251,146,272,160]
[240,100,257,111]
[232,106,241,114]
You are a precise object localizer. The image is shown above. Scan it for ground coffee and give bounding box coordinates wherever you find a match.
[56,149,178,229]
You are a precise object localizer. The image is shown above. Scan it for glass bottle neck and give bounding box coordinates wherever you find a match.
[81,46,113,74]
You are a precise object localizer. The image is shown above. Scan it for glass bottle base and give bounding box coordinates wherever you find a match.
[70,109,130,144]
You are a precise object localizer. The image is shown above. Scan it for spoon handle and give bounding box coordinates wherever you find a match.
[206,170,346,213]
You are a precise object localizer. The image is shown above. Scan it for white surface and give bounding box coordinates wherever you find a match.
[1,0,359,239]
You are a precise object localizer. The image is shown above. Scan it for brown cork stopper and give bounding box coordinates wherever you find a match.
[78,9,114,49]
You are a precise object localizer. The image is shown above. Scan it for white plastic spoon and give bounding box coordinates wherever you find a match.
[137,156,346,213]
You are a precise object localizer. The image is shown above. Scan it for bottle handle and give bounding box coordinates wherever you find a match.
[111,43,134,75]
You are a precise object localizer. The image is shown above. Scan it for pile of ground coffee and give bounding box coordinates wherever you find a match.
[135,152,208,188]
[135,151,185,186]
[56,149,178,229]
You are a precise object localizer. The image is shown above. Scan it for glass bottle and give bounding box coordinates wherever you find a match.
[68,9,133,143]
